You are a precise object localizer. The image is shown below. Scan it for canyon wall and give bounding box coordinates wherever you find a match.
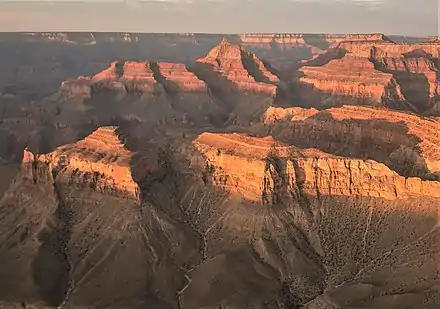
[297,56,409,109]
[193,132,440,202]
[23,127,140,198]
[260,105,440,180]
[296,38,440,114]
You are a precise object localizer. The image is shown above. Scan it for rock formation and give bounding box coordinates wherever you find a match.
[24,126,140,198]
[292,37,440,114]
[297,56,409,109]
[193,132,440,202]
[194,38,279,95]
[0,32,439,309]
[260,105,440,180]
[156,62,207,92]
[371,52,440,112]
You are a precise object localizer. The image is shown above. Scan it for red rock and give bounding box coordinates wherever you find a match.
[157,62,207,92]
[34,126,140,198]
[298,55,409,109]
[195,38,278,95]
[260,105,440,179]
[193,132,440,202]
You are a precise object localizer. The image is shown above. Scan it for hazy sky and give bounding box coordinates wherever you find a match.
[0,0,438,35]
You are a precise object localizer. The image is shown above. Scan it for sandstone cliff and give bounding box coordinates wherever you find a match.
[338,41,440,58]
[260,105,440,180]
[297,56,409,109]
[293,38,440,114]
[194,38,279,95]
[23,126,140,198]
[193,132,440,202]
[371,53,439,112]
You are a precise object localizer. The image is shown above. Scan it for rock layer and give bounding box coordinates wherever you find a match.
[195,38,279,95]
[297,56,408,109]
[24,126,140,198]
[295,39,440,114]
[260,105,440,180]
[193,132,440,202]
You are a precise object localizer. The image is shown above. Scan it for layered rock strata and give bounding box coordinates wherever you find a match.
[193,132,440,202]
[372,53,440,112]
[338,40,440,58]
[297,56,408,109]
[156,62,207,92]
[91,60,164,94]
[194,38,279,95]
[22,126,140,198]
[296,38,440,113]
[260,105,440,179]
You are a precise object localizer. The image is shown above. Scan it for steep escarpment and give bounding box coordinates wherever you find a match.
[0,126,202,308]
[297,56,409,109]
[294,39,440,114]
[1,33,440,309]
[260,105,440,180]
[0,120,439,309]
[186,131,440,309]
[338,41,440,58]
[194,38,279,94]
[193,132,440,201]
[30,126,140,198]
[371,52,440,113]
[193,38,284,125]
[57,58,230,128]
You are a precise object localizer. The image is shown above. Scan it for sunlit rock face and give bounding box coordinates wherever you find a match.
[0,33,439,309]
[23,126,140,198]
[297,55,408,109]
[195,38,279,95]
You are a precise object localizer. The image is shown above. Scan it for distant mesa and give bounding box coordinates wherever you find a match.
[194,38,280,95]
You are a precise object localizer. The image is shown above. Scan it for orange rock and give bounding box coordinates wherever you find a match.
[193,132,440,202]
[195,38,278,95]
[34,126,140,198]
[157,62,207,92]
[298,55,408,108]
[261,105,440,178]
[373,55,439,112]
[338,41,440,58]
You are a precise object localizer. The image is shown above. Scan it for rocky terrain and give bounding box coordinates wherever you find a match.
[0,33,439,309]
[296,36,440,114]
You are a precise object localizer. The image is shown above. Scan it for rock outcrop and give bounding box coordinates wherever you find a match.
[194,38,279,95]
[23,126,140,198]
[156,62,207,92]
[293,38,440,114]
[193,132,440,202]
[297,56,409,109]
[371,52,440,112]
[260,105,440,180]
[1,32,440,309]
[341,41,440,58]
[91,60,164,94]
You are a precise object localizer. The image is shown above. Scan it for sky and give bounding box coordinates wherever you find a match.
[0,0,438,36]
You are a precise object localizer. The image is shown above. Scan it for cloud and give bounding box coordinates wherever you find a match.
[0,0,437,35]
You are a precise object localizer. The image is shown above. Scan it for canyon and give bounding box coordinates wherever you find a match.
[0,33,439,309]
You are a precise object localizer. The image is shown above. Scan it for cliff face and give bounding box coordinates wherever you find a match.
[260,105,440,180]
[338,41,440,58]
[0,32,327,99]
[372,54,439,112]
[1,33,440,309]
[23,126,140,198]
[292,39,440,114]
[194,38,279,95]
[297,56,408,109]
[193,132,440,202]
